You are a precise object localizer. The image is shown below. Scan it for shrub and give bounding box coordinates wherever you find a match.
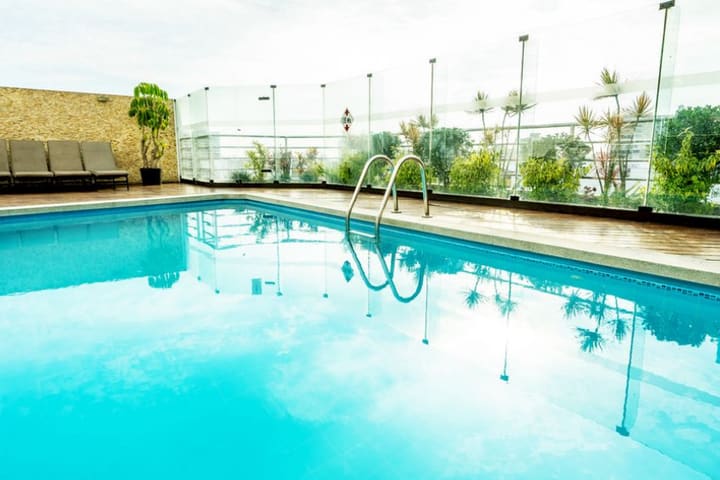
[520,156,588,201]
[278,149,292,181]
[231,170,251,183]
[394,157,435,190]
[449,149,501,195]
[394,160,423,190]
[520,134,590,201]
[335,151,368,185]
[300,162,324,182]
[652,132,719,213]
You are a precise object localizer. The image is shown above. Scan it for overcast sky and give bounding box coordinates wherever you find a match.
[1,0,714,98]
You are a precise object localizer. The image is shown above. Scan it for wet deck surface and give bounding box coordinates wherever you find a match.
[1,184,718,286]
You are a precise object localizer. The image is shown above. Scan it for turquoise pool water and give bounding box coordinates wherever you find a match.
[0,200,718,479]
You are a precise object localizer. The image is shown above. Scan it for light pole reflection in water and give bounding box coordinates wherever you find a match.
[322,229,328,299]
[422,267,430,345]
[274,216,282,297]
[616,304,645,437]
[497,272,517,383]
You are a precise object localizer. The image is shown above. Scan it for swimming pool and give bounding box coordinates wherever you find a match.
[0,200,718,479]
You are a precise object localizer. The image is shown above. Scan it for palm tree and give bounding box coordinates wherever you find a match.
[578,68,653,200]
[575,106,604,196]
[617,92,652,194]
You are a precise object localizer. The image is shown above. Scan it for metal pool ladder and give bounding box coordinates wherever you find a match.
[345,154,431,239]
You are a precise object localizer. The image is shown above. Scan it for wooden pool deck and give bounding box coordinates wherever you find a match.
[1,184,718,287]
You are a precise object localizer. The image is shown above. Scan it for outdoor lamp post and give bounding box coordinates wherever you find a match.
[271,85,277,181]
[258,91,276,181]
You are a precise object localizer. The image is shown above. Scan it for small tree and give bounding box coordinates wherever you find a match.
[655,105,720,176]
[128,82,170,169]
[418,127,472,188]
[371,131,401,158]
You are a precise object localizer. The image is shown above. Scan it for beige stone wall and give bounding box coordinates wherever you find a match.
[0,86,178,184]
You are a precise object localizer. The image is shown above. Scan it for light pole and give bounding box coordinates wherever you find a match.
[643,0,676,207]
[512,34,529,198]
[428,58,436,169]
[258,94,271,181]
[271,84,277,182]
[321,84,326,175]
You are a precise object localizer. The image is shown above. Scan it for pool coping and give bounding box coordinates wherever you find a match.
[0,191,718,288]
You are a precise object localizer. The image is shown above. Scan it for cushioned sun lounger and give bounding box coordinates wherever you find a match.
[0,139,12,186]
[9,140,54,184]
[80,141,129,190]
[47,140,93,185]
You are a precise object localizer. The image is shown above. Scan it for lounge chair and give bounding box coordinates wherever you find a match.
[0,139,12,186]
[9,140,54,185]
[80,141,129,190]
[47,140,93,186]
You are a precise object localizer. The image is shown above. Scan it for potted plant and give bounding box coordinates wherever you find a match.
[128,82,170,185]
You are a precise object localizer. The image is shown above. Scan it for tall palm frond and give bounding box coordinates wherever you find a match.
[472,91,493,115]
[594,68,622,112]
[575,106,598,137]
[625,91,653,120]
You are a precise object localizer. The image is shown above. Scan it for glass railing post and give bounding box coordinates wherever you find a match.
[644,0,677,207]
[513,35,529,197]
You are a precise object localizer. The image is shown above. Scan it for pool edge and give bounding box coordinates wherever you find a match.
[1,191,718,288]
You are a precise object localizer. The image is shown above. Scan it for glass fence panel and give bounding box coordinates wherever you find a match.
[186,89,210,182]
[434,35,521,197]
[527,6,662,208]
[367,60,430,191]
[172,2,719,219]
[174,95,194,180]
[323,74,370,186]
[649,1,720,216]
[205,86,276,183]
[274,84,325,183]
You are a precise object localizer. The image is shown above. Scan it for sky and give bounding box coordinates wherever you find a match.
[0,0,682,98]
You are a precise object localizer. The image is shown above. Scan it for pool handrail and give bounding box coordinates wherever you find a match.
[374,155,430,239]
[345,154,397,234]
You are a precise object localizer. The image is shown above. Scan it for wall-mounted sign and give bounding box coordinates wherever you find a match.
[341,108,353,132]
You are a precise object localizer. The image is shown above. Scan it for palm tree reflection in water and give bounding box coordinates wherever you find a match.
[565,290,628,353]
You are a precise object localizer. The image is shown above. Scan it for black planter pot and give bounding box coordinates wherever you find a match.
[140,168,162,186]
